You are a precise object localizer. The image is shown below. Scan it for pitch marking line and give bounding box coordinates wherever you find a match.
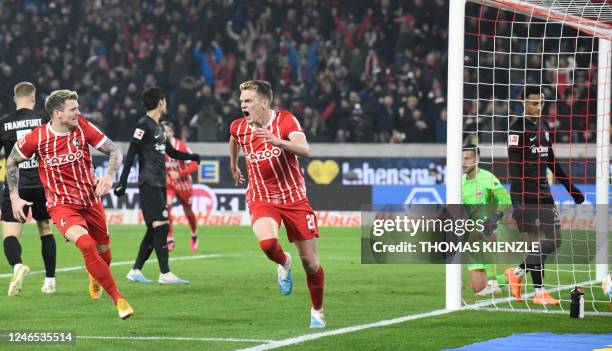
[238,279,600,351]
[0,253,357,279]
[0,254,223,279]
[78,335,277,343]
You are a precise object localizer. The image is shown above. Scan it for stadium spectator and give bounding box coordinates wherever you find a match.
[4,1,593,145]
[0,1,452,143]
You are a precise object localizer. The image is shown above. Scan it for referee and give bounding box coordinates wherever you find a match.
[114,87,199,285]
[0,82,56,295]
[505,85,584,305]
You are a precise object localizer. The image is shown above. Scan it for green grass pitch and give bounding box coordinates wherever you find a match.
[1,224,609,351]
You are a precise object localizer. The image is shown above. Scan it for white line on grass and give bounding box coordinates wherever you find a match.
[237,308,453,351]
[0,253,356,279]
[78,335,277,343]
[0,254,223,279]
[238,278,601,351]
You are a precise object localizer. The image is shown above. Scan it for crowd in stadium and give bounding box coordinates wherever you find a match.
[0,1,598,144]
[462,4,599,144]
[0,0,450,143]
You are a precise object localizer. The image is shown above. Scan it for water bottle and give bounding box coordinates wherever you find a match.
[569,286,584,319]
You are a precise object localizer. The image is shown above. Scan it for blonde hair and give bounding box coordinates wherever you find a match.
[45,90,78,114]
[14,82,36,98]
[239,80,273,102]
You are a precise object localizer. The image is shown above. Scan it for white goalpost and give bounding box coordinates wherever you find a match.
[446,0,611,312]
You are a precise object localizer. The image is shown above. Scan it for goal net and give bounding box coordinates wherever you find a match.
[448,0,611,314]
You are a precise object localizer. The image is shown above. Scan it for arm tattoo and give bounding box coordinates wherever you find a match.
[6,148,26,193]
[98,139,123,177]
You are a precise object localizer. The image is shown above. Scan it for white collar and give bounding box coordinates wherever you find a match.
[249,110,276,130]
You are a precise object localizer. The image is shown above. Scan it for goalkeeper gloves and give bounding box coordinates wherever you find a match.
[482,211,504,236]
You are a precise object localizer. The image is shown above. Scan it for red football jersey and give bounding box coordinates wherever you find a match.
[230,109,307,205]
[165,137,196,192]
[15,116,106,209]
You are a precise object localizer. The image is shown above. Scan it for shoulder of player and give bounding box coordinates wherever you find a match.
[276,110,297,122]
[508,118,525,134]
[134,116,155,131]
[175,138,187,148]
[477,169,497,182]
[229,116,247,133]
[0,111,16,123]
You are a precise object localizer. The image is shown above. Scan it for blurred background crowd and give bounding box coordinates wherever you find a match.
[0,0,599,144]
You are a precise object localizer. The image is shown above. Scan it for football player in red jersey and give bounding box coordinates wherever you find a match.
[161,121,199,252]
[6,90,133,319]
[229,80,325,328]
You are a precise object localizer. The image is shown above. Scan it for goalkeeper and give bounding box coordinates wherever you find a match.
[462,144,511,296]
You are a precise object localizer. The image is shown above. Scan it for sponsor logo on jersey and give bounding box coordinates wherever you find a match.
[530,145,548,154]
[509,134,519,146]
[43,150,84,167]
[134,128,145,140]
[155,143,166,152]
[244,146,282,163]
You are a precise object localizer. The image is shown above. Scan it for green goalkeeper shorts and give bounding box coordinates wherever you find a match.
[467,263,491,271]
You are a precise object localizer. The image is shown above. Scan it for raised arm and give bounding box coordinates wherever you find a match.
[166,140,199,162]
[254,128,310,157]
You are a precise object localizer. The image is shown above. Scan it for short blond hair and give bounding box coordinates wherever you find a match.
[239,80,273,102]
[14,82,36,98]
[45,90,78,114]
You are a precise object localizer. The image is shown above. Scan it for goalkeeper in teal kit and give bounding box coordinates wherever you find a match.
[461,144,511,296]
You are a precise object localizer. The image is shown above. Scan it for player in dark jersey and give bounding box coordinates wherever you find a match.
[505,85,584,305]
[0,82,56,296]
[114,87,199,285]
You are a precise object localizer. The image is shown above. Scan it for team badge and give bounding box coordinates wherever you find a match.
[476,190,483,198]
[60,219,67,227]
[508,134,519,146]
[162,210,168,218]
[545,131,549,141]
[134,128,145,140]
[72,137,79,148]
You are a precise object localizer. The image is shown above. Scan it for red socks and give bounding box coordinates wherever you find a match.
[307,266,324,310]
[185,209,197,234]
[259,239,323,310]
[75,235,122,304]
[259,238,288,265]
